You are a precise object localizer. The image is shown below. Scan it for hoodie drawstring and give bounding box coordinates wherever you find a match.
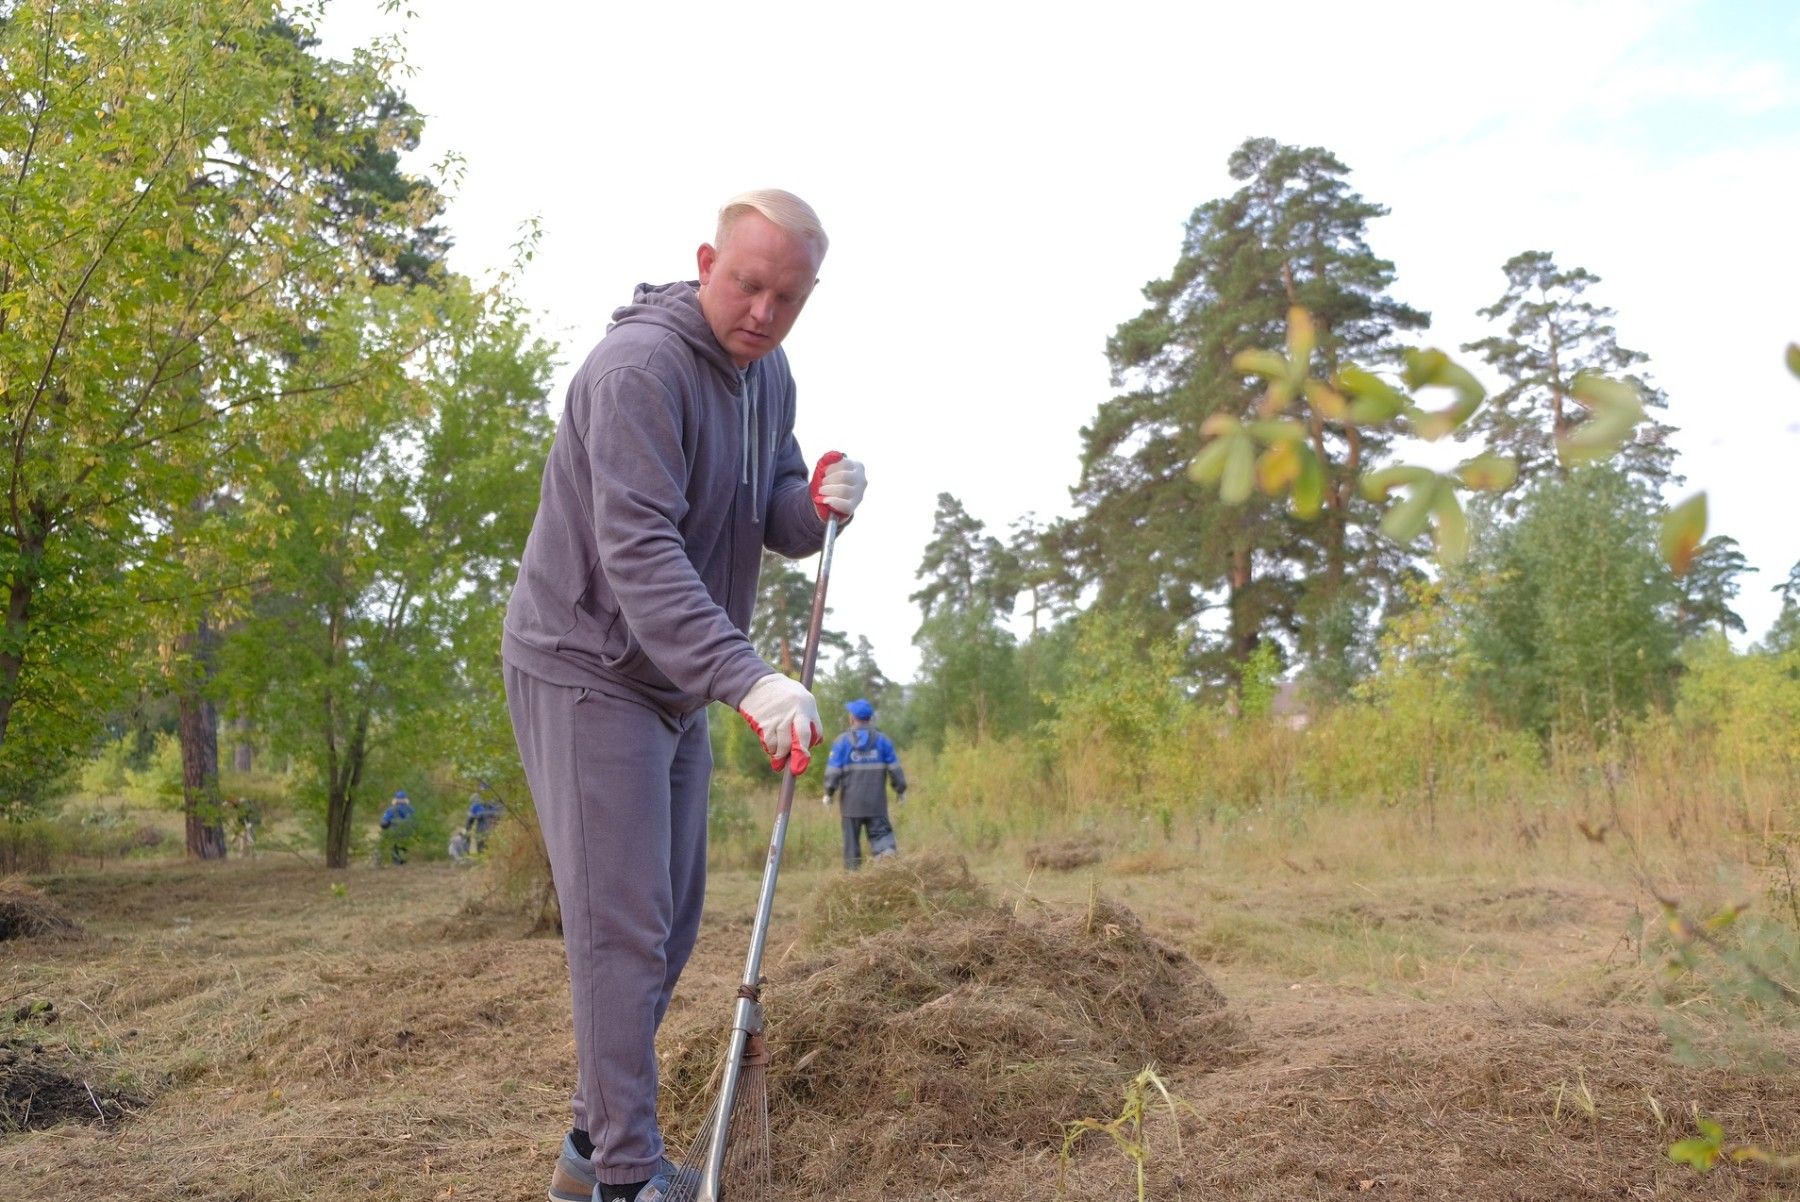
[740,368,762,524]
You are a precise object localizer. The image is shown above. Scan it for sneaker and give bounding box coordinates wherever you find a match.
[547,1134,594,1202]
[548,1139,692,1202]
[609,1159,699,1202]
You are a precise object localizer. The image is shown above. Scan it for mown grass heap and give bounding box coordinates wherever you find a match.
[661,853,1234,1191]
[0,880,82,943]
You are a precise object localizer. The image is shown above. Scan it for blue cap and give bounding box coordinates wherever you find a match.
[846,699,874,721]
[393,789,408,800]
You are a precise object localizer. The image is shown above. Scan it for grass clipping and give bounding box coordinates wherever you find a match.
[664,853,1232,1191]
[0,878,81,942]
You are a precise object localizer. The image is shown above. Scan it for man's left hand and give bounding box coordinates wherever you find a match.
[810,451,866,521]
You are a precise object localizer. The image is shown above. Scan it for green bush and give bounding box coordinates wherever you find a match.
[124,731,184,809]
[0,811,161,873]
[1674,635,1800,792]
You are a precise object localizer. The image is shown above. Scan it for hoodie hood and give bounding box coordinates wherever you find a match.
[608,280,739,383]
[610,281,765,512]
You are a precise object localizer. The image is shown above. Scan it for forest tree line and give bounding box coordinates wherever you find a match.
[4,3,1795,870]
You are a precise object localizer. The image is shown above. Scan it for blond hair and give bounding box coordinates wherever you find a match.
[716,189,828,262]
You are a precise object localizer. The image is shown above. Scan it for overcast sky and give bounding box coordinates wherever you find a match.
[319,0,1799,683]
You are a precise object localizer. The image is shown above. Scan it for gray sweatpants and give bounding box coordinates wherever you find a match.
[505,666,711,1187]
[842,813,897,869]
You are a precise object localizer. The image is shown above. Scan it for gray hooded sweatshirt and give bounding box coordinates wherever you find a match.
[502,280,826,718]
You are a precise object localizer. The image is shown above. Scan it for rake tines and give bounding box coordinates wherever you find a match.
[671,993,771,1202]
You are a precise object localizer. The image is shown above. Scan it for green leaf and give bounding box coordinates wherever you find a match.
[1361,464,1435,502]
[1291,449,1324,519]
[1670,1118,1726,1172]
[1431,487,1468,565]
[1380,478,1438,544]
[1302,379,1348,421]
[1200,412,1243,440]
[1401,347,1485,440]
[1400,348,1451,391]
[1259,379,1297,416]
[1256,440,1301,494]
[1669,1138,1720,1171]
[1189,435,1235,485]
[1571,373,1643,412]
[1348,394,1406,425]
[1248,419,1307,446]
[1285,305,1316,374]
[1231,349,1287,379]
[1786,342,1800,379]
[1561,374,1646,463]
[1337,366,1398,399]
[1455,454,1519,493]
[1338,367,1405,425]
[1660,492,1708,576]
[1221,435,1257,504]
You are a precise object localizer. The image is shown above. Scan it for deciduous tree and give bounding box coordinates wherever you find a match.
[0,1,434,812]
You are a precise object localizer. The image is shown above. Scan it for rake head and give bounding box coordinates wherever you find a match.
[669,1003,771,1202]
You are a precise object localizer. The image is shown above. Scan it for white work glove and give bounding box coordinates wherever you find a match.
[737,673,823,774]
[809,451,866,521]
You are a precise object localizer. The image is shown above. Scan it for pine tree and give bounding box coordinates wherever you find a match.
[909,494,1022,747]
[1765,561,1800,652]
[1674,536,1754,642]
[1460,251,1678,505]
[1060,137,1426,686]
[750,550,848,675]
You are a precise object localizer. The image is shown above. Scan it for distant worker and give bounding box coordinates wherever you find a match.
[465,792,501,853]
[378,789,415,865]
[225,796,258,858]
[823,698,906,869]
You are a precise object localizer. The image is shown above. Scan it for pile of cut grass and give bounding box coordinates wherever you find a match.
[662,853,1235,1192]
[0,879,81,942]
[797,849,992,948]
[1023,838,1104,872]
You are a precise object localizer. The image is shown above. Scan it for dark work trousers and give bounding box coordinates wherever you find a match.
[505,665,710,1188]
[841,813,896,869]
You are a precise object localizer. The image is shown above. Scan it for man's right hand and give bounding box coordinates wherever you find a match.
[737,673,823,774]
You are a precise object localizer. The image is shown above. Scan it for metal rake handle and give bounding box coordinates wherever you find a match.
[696,514,839,1202]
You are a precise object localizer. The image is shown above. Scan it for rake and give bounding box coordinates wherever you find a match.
[672,514,840,1202]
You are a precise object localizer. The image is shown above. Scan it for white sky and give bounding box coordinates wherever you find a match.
[320,0,1799,683]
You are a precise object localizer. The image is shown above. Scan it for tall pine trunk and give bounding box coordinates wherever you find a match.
[1228,544,1258,678]
[178,689,227,859]
[175,616,227,859]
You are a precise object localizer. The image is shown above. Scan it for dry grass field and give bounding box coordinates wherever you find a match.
[3,799,1798,1202]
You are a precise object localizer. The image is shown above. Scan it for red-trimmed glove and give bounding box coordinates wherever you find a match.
[737,673,823,774]
[809,451,866,522]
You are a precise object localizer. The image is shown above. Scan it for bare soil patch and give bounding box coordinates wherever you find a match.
[0,1039,144,1134]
